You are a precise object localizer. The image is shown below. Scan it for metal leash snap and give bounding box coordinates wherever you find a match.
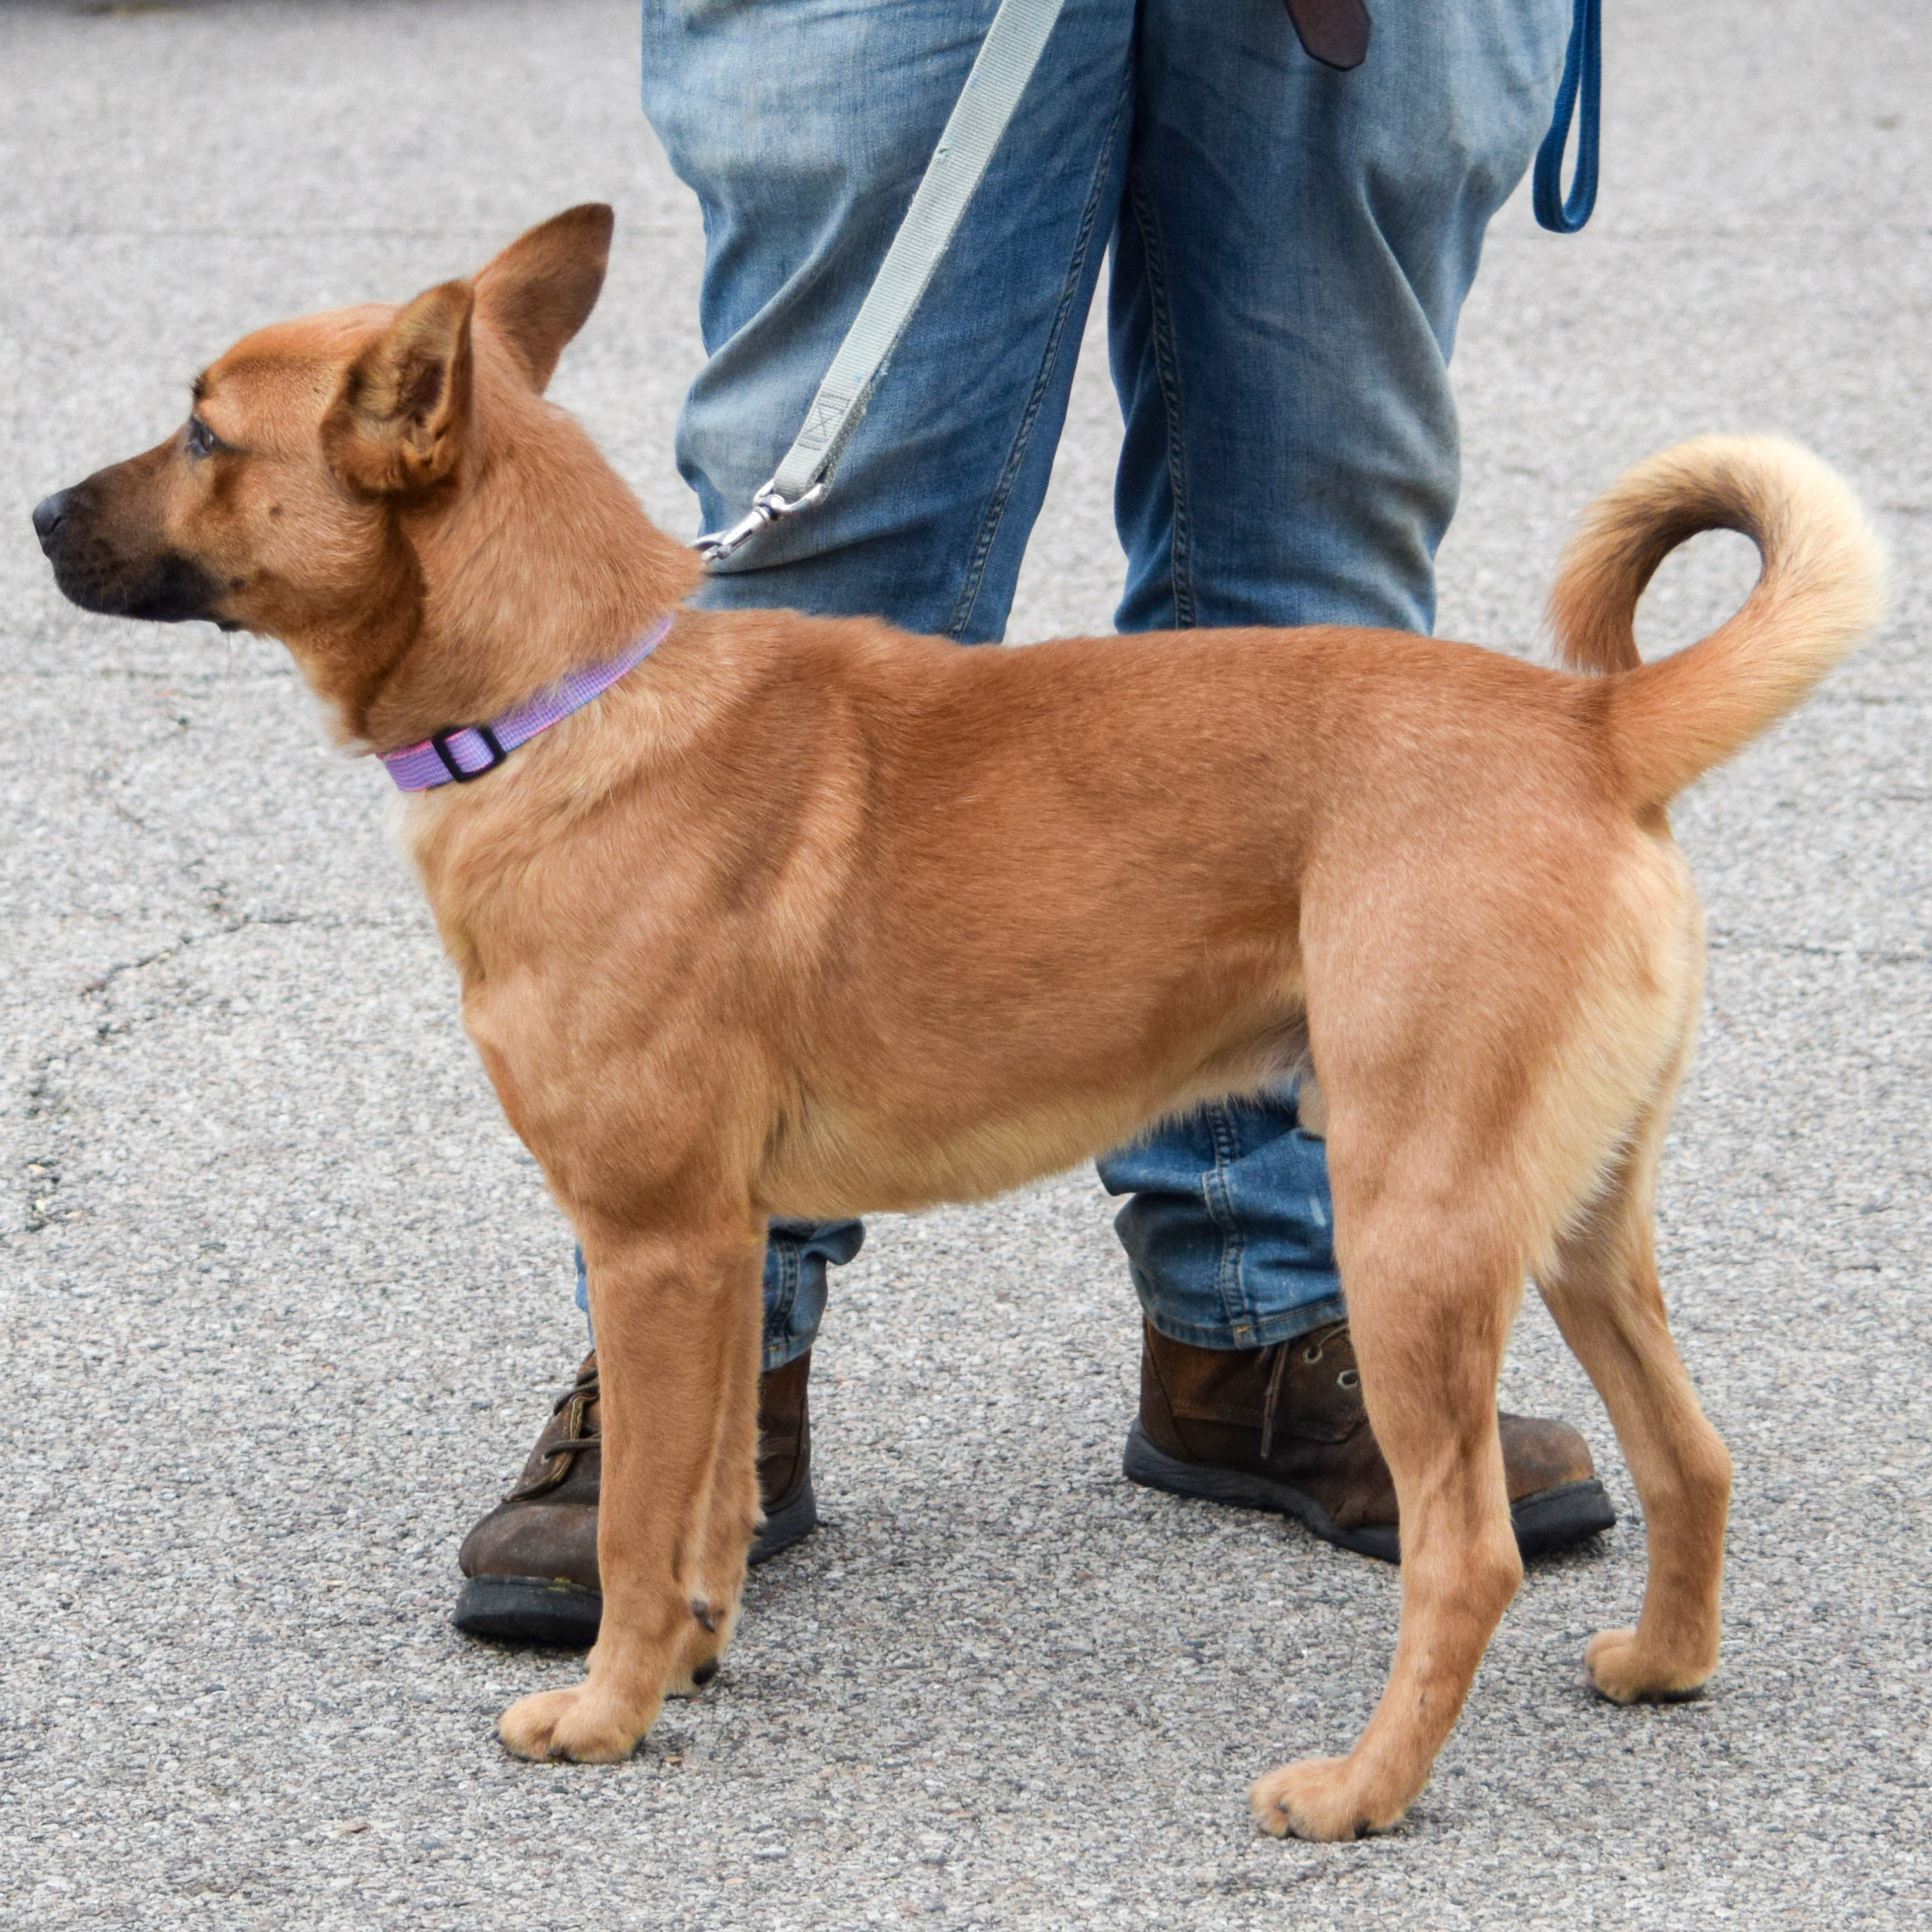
[690,0,1071,569]
[694,480,829,566]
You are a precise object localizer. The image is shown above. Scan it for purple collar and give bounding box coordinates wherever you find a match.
[379,616,674,792]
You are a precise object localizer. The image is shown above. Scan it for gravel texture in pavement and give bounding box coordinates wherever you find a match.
[2,2,1928,1928]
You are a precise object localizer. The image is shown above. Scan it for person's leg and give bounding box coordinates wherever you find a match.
[1102,0,1570,1351]
[645,0,1139,641]
[1103,0,1613,1558]
[455,1228,858,1648]
[571,1221,863,1370]
[1099,1087,1344,1352]
[1118,0,1574,635]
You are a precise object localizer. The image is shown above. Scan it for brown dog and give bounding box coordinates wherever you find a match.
[34,206,1885,1839]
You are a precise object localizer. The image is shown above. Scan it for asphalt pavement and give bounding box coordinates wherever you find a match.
[2,2,1929,1928]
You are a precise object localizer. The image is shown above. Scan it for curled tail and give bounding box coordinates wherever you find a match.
[1549,435,1887,807]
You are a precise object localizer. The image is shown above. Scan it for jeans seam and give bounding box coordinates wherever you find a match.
[1199,1102,1257,1349]
[1142,1295,1347,1354]
[763,1228,799,1371]
[1125,164,1193,630]
[946,63,1134,640]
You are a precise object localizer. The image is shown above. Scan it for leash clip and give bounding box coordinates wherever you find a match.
[694,479,829,567]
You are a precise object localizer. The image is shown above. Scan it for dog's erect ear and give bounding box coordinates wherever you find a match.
[474,203,615,393]
[325,281,475,494]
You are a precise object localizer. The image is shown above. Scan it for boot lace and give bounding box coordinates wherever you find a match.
[1259,1321,1352,1461]
[503,1357,602,1501]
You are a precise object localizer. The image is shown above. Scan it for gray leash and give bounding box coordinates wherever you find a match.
[694,0,1069,566]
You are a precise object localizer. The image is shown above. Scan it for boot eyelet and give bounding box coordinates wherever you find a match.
[1337,1369,1360,1389]
[1303,1344,1322,1363]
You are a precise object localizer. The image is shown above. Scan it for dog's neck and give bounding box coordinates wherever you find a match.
[335,397,703,754]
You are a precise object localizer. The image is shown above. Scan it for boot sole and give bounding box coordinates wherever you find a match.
[452,1573,604,1648]
[1121,1422,1615,1565]
[452,1477,818,1648]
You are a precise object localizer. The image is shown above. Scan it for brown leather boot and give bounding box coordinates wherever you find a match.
[1124,1321,1614,1563]
[452,1349,818,1646]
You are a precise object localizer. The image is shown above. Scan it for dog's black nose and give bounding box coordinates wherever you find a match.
[32,489,73,555]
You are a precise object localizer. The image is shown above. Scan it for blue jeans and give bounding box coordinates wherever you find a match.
[626,0,1570,1366]
[577,1221,860,1373]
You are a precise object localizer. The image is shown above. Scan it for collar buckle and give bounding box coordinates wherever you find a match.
[430,723,507,784]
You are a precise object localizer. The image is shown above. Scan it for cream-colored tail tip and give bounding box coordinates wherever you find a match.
[1553,433,1890,675]
[1629,432,1888,621]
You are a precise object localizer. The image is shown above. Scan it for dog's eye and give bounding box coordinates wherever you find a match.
[185,417,220,459]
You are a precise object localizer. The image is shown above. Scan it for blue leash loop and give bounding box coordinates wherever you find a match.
[1533,0,1601,233]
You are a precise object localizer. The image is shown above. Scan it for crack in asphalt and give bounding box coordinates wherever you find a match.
[1704,937,1932,968]
[6,909,424,1241]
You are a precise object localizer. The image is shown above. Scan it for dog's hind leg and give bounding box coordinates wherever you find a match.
[1537,1084,1731,1705]
[1250,1156,1527,1841]
[498,1214,764,1762]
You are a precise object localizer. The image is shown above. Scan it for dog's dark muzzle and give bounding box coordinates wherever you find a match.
[33,474,227,625]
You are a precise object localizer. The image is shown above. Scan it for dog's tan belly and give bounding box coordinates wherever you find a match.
[754,990,1311,1220]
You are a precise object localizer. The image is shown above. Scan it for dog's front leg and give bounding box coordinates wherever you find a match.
[499,1218,763,1763]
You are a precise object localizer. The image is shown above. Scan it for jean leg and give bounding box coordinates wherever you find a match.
[759,1217,865,1370]
[1114,0,1572,633]
[641,0,1138,638]
[1100,0,1570,1347]
[574,1221,863,1368]
[1096,1092,1345,1350]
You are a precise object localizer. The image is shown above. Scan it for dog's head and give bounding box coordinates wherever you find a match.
[34,205,689,743]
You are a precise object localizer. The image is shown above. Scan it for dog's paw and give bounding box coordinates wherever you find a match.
[498,1684,652,1763]
[1250,1756,1402,1843]
[1584,1627,1712,1705]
